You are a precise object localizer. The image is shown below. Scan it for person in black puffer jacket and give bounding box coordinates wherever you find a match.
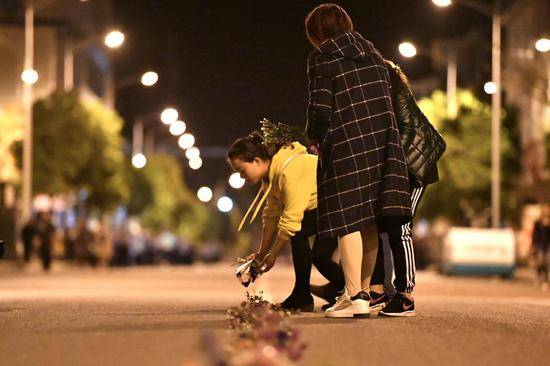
[369,60,446,317]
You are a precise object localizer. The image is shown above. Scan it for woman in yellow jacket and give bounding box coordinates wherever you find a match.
[228,131,345,311]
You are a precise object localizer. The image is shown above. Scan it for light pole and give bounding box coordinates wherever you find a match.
[398,41,458,118]
[21,0,34,224]
[432,0,502,228]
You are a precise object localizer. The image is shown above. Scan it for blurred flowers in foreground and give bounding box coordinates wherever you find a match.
[193,292,307,366]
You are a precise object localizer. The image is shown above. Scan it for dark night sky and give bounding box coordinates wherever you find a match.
[112,0,492,189]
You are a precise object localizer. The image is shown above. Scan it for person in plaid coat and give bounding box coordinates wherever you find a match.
[305,4,412,318]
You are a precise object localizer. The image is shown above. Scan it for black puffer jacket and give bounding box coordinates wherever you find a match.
[386,61,446,186]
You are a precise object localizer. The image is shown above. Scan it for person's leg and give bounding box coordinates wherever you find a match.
[312,236,345,289]
[289,230,313,294]
[389,185,425,296]
[360,224,378,293]
[338,231,363,297]
[326,230,369,317]
[370,234,386,293]
[281,212,315,311]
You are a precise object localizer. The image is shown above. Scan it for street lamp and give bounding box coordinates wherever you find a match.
[104,30,125,49]
[178,133,195,149]
[432,0,503,228]
[229,172,245,189]
[169,120,186,136]
[535,38,550,53]
[131,153,147,169]
[197,187,213,203]
[140,71,158,87]
[185,147,200,160]
[484,81,498,95]
[160,108,178,125]
[398,42,417,58]
[21,69,38,84]
[217,196,234,213]
[189,157,203,170]
[398,40,457,118]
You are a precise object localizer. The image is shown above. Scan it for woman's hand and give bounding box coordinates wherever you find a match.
[309,144,320,155]
[260,252,277,273]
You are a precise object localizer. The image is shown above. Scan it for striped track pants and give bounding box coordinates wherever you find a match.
[371,184,425,293]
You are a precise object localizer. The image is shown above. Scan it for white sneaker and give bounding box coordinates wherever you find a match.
[325,291,354,318]
[325,290,371,318]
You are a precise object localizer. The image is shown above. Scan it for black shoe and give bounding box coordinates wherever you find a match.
[380,293,415,317]
[310,283,341,304]
[280,290,314,312]
[369,291,390,311]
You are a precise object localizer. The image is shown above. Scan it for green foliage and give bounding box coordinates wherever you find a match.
[30,91,128,211]
[127,153,219,243]
[417,90,519,225]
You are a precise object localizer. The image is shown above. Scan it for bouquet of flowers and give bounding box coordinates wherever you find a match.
[235,257,266,287]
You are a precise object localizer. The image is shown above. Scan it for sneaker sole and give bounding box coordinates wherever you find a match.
[369,302,386,311]
[325,309,355,318]
[380,310,415,317]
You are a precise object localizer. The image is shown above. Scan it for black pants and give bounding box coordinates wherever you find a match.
[535,245,549,283]
[290,210,345,294]
[371,184,425,293]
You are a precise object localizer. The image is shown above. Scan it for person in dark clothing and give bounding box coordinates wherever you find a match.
[369,61,446,317]
[36,212,55,272]
[0,240,5,258]
[22,217,39,263]
[532,205,550,290]
[305,4,411,318]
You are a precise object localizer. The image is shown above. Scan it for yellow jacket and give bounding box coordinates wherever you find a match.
[238,142,317,239]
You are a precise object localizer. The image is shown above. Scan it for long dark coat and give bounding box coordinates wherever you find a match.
[306,31,412,238]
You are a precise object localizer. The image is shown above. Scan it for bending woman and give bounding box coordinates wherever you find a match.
[228,131,345,312]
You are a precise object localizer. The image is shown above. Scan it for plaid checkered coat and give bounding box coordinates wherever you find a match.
[306,31,412,238]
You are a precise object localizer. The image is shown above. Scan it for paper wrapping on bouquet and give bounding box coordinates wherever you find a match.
[235,258,266,287]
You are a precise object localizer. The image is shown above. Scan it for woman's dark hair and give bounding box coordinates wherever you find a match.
[228,119,305,163]
[227,131,271,163]
[305,3,353,48]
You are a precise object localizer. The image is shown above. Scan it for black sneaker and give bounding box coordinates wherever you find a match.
[369,291,390,311]
[280,290,314,313]
[380,293,415,317]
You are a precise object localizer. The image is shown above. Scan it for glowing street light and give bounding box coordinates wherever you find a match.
[484,81,498,95]
[161,108,178,125]
[140,71,158,86]
[131,153,147,169]
[217,196,234,213]
[104,30,125,49]
[169,120,186,136]
[535,38,550,53]
[229,172,245,189]
[21,69,38,84]
[197,187,213,202]
[432,0,452,7]
[178,133,195,149]
[185,147,200,160]
[189,157,202,170]
[398,42,417,58]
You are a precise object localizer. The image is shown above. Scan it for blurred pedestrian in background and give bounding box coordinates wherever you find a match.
[531,205,550,291]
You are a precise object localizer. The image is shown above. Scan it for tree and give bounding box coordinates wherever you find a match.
[127,153,219,243]
[28,90,128,211]
[416,90,518,225]
[0,104,23,184]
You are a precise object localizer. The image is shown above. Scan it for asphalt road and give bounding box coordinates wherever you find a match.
[1,261,549,366]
